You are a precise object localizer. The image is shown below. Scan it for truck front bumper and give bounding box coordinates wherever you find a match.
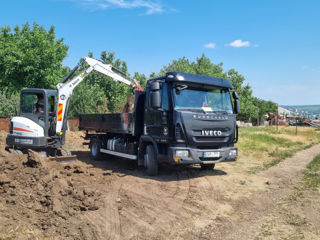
[168,146,238,165]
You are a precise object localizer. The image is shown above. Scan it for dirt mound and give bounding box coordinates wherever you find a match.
[64,130,88,150]
[24,149,46,168]
[1,130,320,239]
[0,143,104,239]
[0,131,8,157]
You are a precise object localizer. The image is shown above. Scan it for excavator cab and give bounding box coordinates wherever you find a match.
[6,88,58,149]
[20,89,55,126]
[20,89,58,137]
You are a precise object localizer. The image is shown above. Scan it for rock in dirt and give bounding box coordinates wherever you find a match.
[24,150,46,168]
[73,166,84,174]
[0,173,11,185]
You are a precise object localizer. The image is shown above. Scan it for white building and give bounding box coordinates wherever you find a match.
[278,106,294,118]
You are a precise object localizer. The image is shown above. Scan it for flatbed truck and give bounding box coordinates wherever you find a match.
[79,72,240,175]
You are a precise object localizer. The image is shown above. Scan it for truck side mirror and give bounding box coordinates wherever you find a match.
[234,99,240,114]
[232,91,239,100]
[151,91,161,109]
[150,82,160,91]
[232,91,240,114]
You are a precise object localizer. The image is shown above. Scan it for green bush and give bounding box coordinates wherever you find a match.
[0,91,19,117]
[68,81,108,118]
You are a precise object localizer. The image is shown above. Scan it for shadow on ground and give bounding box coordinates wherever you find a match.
[71,150,227,182]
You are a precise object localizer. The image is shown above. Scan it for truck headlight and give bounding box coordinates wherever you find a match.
[175,150,189,158]
[229,149,237,156]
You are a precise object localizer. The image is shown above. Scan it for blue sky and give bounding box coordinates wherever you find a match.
[0,0,319,105]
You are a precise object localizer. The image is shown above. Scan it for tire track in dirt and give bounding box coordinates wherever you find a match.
[219,144,320,240]
[100,169,193,239]
[174,169,191,206]
[82,179,122,240]
[186,170,225,221]
[186,169,220,207]
[103,182,122,240]
[82,212,105,240]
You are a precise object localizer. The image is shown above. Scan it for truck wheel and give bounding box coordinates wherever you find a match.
[201,164,215,170]
[91,138,102,160]
[144,145,158,176]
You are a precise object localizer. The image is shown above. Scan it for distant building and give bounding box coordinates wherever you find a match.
[278,106,294,118]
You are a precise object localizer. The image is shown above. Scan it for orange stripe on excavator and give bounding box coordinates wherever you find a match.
[57,103,63,121]
[13,127,33,133]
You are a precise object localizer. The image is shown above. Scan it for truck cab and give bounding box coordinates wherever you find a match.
[142,72,239,169]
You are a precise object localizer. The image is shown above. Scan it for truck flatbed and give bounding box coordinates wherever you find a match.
[79,113,134,134]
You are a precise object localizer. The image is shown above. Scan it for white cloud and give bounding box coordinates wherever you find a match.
[203,43,216,49]
[72,0,167,15]
[227,39,251,48]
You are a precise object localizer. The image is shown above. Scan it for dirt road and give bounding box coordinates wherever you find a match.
[1,131,320,239]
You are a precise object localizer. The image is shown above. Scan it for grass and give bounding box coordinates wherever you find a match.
[278,155,320,208]
[303,154,320,189]
[236,126,320,173]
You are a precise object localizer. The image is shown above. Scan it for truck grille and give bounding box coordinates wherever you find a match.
[10,122,13,134]
[175,125,183,139]
[194,136,228,142]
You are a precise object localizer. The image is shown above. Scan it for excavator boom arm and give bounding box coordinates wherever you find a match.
[55,57,139,135]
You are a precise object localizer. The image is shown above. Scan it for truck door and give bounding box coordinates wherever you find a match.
[144,83,170,138]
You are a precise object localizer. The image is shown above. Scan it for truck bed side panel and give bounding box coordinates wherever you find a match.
[79,113,133,134]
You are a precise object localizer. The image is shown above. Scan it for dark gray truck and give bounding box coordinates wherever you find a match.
[79,72,240,175]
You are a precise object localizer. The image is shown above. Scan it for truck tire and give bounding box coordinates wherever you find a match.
[91,138,102,160]
[145,145,158,176]
[201,163,215,170]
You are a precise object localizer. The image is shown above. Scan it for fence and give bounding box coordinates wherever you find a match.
[0,118,10,132]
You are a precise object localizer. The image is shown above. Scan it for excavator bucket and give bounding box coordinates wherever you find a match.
[48,155,77,164]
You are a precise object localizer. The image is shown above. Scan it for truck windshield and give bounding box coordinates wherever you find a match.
[173,87,233,114]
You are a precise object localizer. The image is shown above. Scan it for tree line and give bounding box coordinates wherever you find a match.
[0,22,276,123]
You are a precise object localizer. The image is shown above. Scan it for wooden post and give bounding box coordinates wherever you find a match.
[276,104,279,132]
[296,117,298,136]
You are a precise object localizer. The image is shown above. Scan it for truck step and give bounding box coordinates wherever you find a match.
[100,148,137,160]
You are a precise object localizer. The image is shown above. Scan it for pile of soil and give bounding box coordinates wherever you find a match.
[1,130,320,239]
[0,142,104,239]
[0,131,8,157]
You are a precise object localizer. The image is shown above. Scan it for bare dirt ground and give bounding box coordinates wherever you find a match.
[0,130,320,240]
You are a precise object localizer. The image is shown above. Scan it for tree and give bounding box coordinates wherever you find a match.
[159,54,226,78]
[133,72,147,89]
[68,83,107,118]
[69,51,135,115]
[226,69,258,121]
[0,22,69,94]
[252,97,277,125]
